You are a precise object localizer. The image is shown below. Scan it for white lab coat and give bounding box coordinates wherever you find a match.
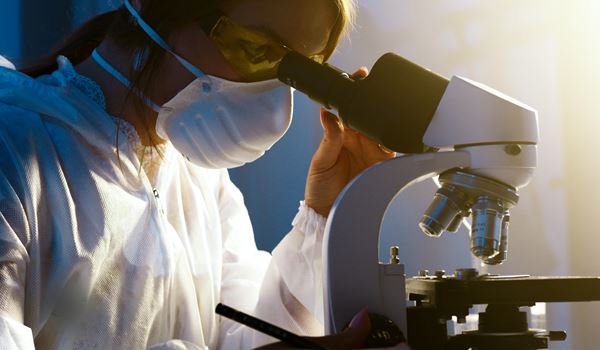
[0,57,326,349]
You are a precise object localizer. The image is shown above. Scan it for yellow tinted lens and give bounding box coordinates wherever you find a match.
[210,17,289,81]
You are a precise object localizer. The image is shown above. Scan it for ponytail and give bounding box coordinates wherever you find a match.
[20,10,117,77]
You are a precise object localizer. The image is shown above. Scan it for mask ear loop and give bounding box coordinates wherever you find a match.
[123,0,213,92]
[92,49,162,113]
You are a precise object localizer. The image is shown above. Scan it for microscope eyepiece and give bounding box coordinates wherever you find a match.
[277,51,449,154]
[277,51,355,111]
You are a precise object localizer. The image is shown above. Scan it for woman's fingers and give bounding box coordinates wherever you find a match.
[345,67,395,162]
[341,128,395,169]
[308,307,371,349]
[358,132,396,159]
[315,65,370,163]
[352,66,369,79]
[311,108,344,172]
[253,307,413,350]
[253,309,370,349]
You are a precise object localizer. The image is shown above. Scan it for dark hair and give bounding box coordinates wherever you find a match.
[20,10,117,77]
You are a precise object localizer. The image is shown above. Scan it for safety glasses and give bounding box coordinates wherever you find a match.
[202,13,326,81]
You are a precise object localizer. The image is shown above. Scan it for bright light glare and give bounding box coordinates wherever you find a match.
[531,302,547,316]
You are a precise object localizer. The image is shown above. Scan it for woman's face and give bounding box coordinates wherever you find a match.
[169,0,339,82]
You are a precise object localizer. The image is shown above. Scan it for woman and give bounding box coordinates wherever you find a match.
[0,0,401,348]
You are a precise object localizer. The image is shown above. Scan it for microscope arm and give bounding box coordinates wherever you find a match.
[323,151,471,335]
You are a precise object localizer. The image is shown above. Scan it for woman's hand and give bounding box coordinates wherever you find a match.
[304,67,396,217]
[254,308,410,350]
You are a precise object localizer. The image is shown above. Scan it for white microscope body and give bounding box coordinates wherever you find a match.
[323,76,539,338]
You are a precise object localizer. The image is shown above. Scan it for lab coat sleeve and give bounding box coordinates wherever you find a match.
[217,172,327,349]
[0,56,15,70]
[0,167,36,350]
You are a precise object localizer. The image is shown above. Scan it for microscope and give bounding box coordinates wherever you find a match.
[278,52,600,349]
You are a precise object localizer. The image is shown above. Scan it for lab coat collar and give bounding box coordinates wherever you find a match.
[0,56,133,160]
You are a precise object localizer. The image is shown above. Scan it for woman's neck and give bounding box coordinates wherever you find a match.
[74,40,191,146]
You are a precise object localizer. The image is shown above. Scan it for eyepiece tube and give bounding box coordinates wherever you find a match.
[277,51,449,154]
[277,51,356,111]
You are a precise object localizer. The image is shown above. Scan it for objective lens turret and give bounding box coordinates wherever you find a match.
[419,171,519,264]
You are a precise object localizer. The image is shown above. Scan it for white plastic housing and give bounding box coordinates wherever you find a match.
[463,144,537,189]
[424,76,539,148]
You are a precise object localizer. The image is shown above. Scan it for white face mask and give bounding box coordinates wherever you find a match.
[156,75,293,168]
[92,0,294,169]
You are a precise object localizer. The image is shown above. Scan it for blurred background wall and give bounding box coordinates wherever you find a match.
[2,1,600,349]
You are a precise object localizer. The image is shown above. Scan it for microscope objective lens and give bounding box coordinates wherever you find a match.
[419,186,468,237]
[470,197,506,260]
